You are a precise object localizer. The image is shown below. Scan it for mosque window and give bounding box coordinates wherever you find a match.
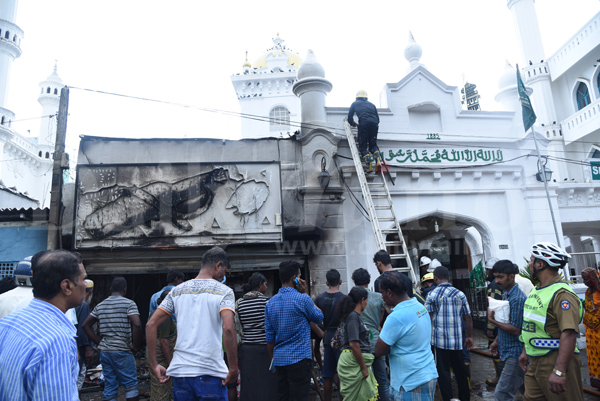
[270,106,290,128]
[12,35,16,42]
[576,82,591,110]
[47,87,51,94]
[0,116,4,125]
[45,152,50,159]
[38,151,42,157]
[4,31,9,39]
[597,73,600,97]
[54,88,58,95]
[41,88,44,94]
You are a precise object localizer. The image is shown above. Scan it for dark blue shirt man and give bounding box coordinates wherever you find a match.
[348,90,380,171]
[265,260,323,401]
[488,260,527,401]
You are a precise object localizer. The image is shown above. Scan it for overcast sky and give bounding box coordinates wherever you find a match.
[6,0,600,157]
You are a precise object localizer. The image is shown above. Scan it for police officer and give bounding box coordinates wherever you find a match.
[348,90,380,173]
[519,242,584,401]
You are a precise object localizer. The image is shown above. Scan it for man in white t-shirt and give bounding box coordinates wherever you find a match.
[146,247,237,401]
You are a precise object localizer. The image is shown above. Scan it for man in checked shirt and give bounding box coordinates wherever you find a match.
[424,265,474,401]
[265,260,324,401]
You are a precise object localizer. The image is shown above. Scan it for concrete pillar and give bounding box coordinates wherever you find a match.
[568,235,585,277]
[591,237,600,269]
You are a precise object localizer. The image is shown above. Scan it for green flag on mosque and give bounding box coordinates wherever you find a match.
[469,260,486,288]
[516,64,537,132]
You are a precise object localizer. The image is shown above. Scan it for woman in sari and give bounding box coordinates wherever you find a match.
[337,286,378,401]
[582,267,600,389]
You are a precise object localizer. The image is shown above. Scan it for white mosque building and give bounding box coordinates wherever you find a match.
[223,0,600,284]
[1,0,599,298]
[0,0,59,209]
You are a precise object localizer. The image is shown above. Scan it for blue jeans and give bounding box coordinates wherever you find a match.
[390,379,436,401]
[371,354,390,401]
[173,376,227,401]
[494,357,524,401]
[100,352,138,401]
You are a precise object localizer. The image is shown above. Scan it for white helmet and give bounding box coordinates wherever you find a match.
[530,242,571,267]
[420,256,432,266]
[485,257,499,270]
[428,259,442,272]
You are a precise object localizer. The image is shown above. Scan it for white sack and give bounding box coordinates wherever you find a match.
[488,297,510,324]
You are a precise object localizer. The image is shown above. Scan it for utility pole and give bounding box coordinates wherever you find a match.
[47,86,69,250]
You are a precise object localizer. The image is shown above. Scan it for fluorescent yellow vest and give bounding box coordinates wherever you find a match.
[521,281,583,357]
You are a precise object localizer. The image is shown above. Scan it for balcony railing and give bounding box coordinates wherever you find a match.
[561,98,600,145]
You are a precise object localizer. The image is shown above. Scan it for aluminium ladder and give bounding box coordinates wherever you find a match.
[343,120,418,288]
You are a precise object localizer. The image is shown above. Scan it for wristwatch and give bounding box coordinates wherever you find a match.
[552,369,565,377]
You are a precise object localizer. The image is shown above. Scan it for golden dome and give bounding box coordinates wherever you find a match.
[243,51,251,68]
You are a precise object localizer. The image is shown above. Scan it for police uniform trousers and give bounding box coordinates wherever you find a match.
[524,351,583,401]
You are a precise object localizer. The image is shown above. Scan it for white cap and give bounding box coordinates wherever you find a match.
[428,259,442,272]
[420,256,432,266]
[485,257,500,270]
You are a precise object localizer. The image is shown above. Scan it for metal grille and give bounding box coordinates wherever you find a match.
[465,286,488,323]
[0,261,17,278]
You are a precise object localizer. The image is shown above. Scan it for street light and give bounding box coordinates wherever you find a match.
[318,157,330,189]
[536,157,553,182]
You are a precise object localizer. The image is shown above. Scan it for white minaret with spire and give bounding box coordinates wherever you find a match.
[0,0,24,127]
[37,62,63,148]
[231,34,302,139]
[506,0,565,180]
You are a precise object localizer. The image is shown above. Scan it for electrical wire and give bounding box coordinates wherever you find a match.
[68,85,600,157]
[332,153,370,221]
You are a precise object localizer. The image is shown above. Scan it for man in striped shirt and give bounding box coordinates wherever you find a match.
[0,250,87,401]
[83,277,142,401]
[424,266,474,401]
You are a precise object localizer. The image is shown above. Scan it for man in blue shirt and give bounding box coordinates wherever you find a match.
[0,250,87,401]
[375,271,438,400]
[149,270,184,319]
[265,260,323,401]
[488,260,527,401]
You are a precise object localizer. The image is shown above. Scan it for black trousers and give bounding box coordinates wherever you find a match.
[276,358,312,401]
[357,121,379,156]
[435,347,470,401]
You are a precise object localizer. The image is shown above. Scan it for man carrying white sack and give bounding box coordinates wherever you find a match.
[488,260,527,401]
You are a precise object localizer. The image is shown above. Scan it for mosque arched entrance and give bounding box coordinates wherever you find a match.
[386,211,493,325]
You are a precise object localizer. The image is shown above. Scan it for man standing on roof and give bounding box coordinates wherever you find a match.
[348,90,380,173]
[519,242,584,401]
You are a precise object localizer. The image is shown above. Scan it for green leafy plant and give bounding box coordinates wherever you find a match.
[520,257,566,286]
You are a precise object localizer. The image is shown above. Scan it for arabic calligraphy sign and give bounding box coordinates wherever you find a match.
[384,148,504,164]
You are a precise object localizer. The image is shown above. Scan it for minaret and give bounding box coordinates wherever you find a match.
[231,34,302,139]
[506,0,557,127]
[292,50,332,137]
[506,0,565,180]
[37,62,63,148]
[0,0,24,126]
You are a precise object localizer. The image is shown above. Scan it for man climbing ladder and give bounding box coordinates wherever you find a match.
[348,90,380,173]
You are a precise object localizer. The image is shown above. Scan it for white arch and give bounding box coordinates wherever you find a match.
[397,209,495,262]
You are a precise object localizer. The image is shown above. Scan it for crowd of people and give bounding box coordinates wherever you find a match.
[0,241,596,401]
